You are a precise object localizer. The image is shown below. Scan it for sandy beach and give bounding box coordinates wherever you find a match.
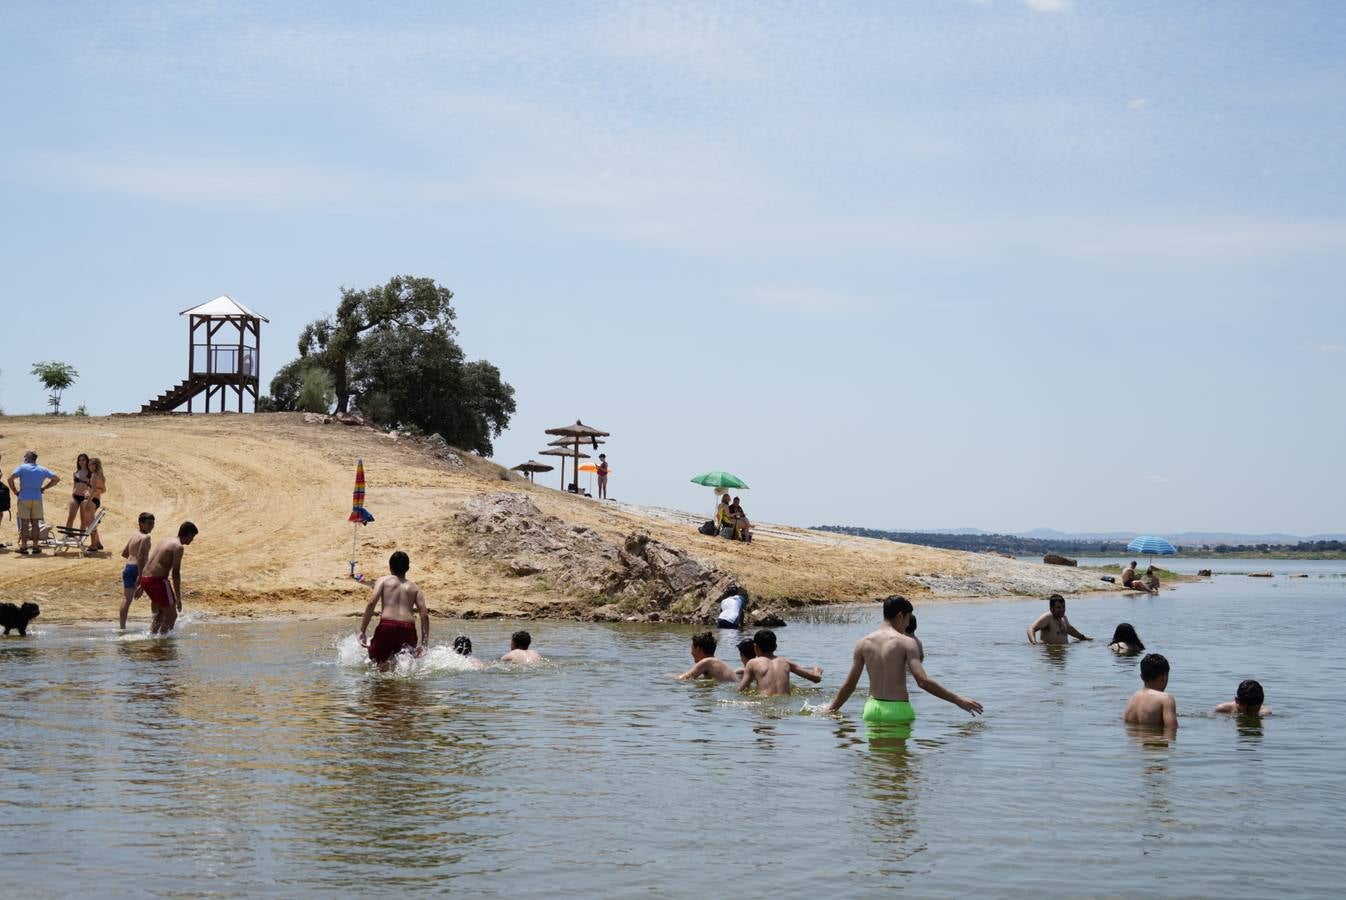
[1,413,1122,624]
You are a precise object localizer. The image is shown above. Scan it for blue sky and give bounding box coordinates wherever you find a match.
[1,0,1342,535]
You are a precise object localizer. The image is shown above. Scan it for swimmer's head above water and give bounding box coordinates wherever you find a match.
[1048,594,1066,618]
[905,613,917,636]
[511,630,531,650]
[1140,652,1170,688]
[453,635,473,657]
[691,631,717,660]
[1236,679,1265,712]
[736,638,756,665]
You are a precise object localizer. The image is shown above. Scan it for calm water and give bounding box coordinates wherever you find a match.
[3,571,1345,897]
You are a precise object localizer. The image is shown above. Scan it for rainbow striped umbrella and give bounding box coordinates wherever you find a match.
[349,458,374,524]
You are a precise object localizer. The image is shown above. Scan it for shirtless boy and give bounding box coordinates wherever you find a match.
[134,521,197,635]
[1215,679,1272,717]
[452,635,488,670]
[1026,594,1093,645]
[825,596,982,723]
[737,629,822,696]
[119,512,155,629]
[358,551,429,670]
[1122,653,1178,729]
[676,631,738,683]
[501,630,542,664]
[1120,561,1156,594]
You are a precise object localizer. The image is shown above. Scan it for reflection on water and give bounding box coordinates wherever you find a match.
[2,572,1345,895]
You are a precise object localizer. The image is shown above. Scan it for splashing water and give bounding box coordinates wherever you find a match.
[334,633,484,677]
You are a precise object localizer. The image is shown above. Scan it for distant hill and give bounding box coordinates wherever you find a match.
[813,526,1346,557]
[1021,528,1346,546]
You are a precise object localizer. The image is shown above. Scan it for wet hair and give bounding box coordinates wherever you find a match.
[1235,679,1264,710]
[882,595,913,621]
[691,631,717,655]
[388,550,409,576]
[453,635,473,656]
[1109,623,1144,651]
[1048,594,1065,607]
[753,629,777,655]
[736,638,756,662]
[178,521,199,539]
[905,613,918,636]
[137,512,155,525]
[1140,653,1169,683]
[512,630,531,650]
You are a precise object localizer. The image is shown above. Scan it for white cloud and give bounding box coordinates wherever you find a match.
[1313,343,1346,353]
[1129,97,1149,110]
[1025,0,1073,11]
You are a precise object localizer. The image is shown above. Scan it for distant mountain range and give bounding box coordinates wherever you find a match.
[900,528,1346,545]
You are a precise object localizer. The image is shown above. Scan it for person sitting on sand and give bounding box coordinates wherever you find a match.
[738,629,822,696]
[905,612,924,661]
[675,631,739,683]
[358,550,429,670]
[1123,653,1178,729]
[135,521,198,635]
[452,635,487,670]
[1026,594,1092,645]
[118,512,155,630]
[501,629,543,664]
[1215,679,1272,717]
[824,595,982,722]
[1121,560,1155,594]
[716,494,735,538]
[1144,565,1160,593]
[1108,623,1145,655]
[729,497,752,543]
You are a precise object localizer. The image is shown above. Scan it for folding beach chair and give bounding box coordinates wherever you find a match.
[50,507,107,556]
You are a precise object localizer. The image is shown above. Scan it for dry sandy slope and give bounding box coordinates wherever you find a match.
[0,414,1116,624]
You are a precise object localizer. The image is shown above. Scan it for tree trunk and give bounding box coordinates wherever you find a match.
[334,360,350,413]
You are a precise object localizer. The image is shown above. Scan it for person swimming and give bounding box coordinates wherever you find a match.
[675,631,738,683]
[737,629,822,696]
[453,635,487,669]
[1215,679,1272,716]
[1108,623,1145,654]
[1122,653,1178,730]
[501,629,543,664]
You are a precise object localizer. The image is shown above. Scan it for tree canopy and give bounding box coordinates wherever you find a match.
[270,276,515,455]
[31,361,78,415]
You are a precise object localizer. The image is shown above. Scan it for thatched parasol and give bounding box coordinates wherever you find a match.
[539,446,590,490]
[544,420,610,495]
[511,460,554,483]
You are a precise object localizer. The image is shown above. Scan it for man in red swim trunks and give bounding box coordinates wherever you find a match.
[134,521,198,635]
[358,550,429,670]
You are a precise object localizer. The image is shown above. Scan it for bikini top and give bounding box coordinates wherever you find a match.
[74,468,90,485]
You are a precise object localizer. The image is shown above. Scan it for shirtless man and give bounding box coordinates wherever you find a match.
[1120,561,1155,594]
[358,550,429,670]
[675,631,738,683]
[825,596,982,724]
[737,629,822,696]
[1026,594,1092,645]
[1123,653,1178,729]
[1215,679,1272,717]
[501,629,542,664]
[118,512,155,629]
[134,521,197,635]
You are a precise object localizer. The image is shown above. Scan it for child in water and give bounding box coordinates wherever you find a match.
[1215,679,1272,716]
[1123,653,1178,729]
[675,631,738,683]
[1108,623,1145,654]
[737,629,822,696]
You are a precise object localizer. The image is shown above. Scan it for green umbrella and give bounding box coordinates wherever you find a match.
[690,471,749,489]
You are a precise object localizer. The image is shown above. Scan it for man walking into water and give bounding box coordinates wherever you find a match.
[825,596,983,724]
[119,512,155,629]
[359,551,429,670]
[134,521,197,635]
[1026,594,1092,645]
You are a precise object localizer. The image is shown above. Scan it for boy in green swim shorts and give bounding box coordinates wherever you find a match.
[825,595,983,722]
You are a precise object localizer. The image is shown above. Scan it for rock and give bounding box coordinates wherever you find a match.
[1043,554,1077,566]
[335,411,365,426]
[1198,569,1212,577]
[508,559,542,577]
[302,412,332,425]
[746,610,786,628]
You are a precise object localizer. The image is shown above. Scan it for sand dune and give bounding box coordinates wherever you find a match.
[0,414,1116,624]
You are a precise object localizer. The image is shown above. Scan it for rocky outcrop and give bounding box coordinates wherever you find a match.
[1043,553,1077,566]
[455,492,754,623]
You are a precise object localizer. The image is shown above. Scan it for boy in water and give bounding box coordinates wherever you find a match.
[675,631,739,683]
[118,512,155,630]
[358,551,429,670]
[1215,679,1272,716]
[134,521,197,635]
[501,630,542,663]
[452,635,488,670]
[1026,594,1093,644]
[825,596,982,723]
[738,629,823,696]
[1123,653,1178,729]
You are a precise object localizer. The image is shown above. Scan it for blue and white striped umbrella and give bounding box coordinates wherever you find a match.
[1127,535,1176,557]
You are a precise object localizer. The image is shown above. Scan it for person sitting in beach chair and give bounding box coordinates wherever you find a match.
[730,497,752,543]
[716,494,736,538]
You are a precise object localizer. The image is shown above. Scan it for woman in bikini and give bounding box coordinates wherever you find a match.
[66,453,92,529]
[86,457,107,551]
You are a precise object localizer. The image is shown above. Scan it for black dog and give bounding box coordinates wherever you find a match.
[0,602,40,635]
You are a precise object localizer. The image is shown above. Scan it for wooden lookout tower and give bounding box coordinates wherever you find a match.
[141,295,268,414]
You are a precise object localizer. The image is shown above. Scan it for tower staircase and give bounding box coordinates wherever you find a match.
[142,377,204,413]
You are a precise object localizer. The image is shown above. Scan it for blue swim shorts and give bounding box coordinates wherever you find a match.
[122,564,140,590]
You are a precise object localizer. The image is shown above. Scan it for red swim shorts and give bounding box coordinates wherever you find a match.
[140,576,176,611]
[368,619,418,664]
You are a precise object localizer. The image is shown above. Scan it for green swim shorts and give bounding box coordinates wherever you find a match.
[863,697,915,723]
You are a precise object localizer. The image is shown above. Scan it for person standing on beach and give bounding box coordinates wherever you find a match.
[1123,653,1178,729]
[824,596,982,723]
[596,453,609,500]
[7,451,60,555]
[1026,594,1092,644]
[135,521,198,635]
[359,551,429,670]
[119,512,155,629]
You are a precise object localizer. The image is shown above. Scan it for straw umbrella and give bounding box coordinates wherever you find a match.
[544,420,610,495]
[511,460,554,483]
[539,446,589,490]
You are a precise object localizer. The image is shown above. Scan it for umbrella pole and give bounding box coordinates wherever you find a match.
[350,523,357,578]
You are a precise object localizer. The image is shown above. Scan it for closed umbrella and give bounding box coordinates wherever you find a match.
[347,459,374,579]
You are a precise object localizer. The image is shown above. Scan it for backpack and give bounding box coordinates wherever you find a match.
[698,520,716,536]
[0,482,10,514]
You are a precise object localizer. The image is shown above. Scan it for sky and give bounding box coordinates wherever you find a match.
[1,0,1343,536]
